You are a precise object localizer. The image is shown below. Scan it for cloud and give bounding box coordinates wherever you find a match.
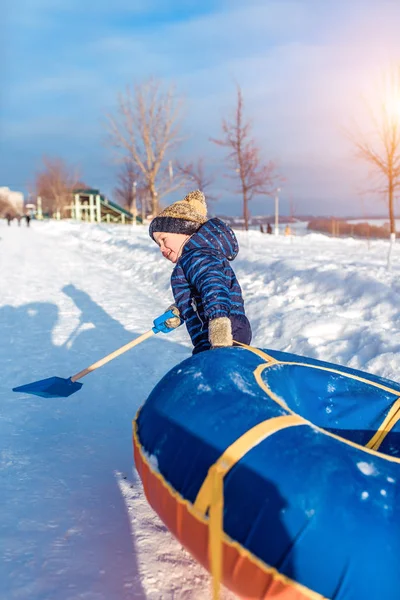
[2,0,400,216]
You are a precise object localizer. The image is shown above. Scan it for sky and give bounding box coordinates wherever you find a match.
[2,219,400,598]
[2,0,400,216]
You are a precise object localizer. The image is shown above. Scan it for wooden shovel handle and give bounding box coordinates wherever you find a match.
[71,329,155,382]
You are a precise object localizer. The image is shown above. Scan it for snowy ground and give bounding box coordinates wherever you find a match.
[2,219,400,600]
[347,218,400,229]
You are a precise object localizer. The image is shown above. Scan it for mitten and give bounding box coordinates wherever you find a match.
[165,305,182,329]
[208,317,233,348]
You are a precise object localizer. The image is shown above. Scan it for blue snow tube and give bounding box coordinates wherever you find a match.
[134,346,400,599]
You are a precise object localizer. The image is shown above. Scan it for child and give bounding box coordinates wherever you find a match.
[149,190,252,354]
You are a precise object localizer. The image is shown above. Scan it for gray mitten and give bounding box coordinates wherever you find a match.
[165,305,182,329]
[208,317,233,348]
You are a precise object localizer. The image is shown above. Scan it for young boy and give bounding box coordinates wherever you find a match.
[149,190,252,354]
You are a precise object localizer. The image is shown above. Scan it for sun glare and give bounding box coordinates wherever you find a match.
[385,94,400,123]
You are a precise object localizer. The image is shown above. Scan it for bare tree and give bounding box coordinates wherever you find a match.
[113,160,144,212]
[349,67,400,239]
[114,161,136,210]
[175,158,217,201]
[211,85,278,231]
[106,78,184,216]
[114,161,151,221]
[35,157,83,216]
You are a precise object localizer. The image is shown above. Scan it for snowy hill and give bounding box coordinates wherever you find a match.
[2,219,400,599]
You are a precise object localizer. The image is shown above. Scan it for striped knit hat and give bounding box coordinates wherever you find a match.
[149,190,208,241]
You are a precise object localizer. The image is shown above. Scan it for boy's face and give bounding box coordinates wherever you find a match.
[153,231,190,264]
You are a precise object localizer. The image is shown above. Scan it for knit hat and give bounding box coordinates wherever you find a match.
[149,190,208,241]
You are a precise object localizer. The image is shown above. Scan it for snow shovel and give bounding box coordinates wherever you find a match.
[12,309,182,399]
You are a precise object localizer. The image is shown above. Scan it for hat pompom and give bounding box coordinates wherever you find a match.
[183,190,207,218]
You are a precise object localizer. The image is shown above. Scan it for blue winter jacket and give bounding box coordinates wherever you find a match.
[171,218,250,354]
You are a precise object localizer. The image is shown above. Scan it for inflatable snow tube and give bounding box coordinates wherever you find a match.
[133,345,400,599]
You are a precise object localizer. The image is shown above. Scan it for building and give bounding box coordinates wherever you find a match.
[69,189,136,224]
[34,188,138,224]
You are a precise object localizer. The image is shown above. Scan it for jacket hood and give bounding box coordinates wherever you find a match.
[182,218,239,261]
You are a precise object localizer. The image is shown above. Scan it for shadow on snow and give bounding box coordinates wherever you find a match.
[1,284,190,600]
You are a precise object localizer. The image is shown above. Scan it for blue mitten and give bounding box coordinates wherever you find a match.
[153,305,182,334]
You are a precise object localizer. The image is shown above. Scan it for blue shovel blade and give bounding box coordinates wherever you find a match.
[13,376,83,398]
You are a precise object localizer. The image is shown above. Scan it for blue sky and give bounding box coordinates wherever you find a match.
[2,0,400,216]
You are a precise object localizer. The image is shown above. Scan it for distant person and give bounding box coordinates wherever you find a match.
[25,214,31,227]
[6,213,12,226]
[259,224,264,233]
[266,223,272,234]
[285,224,292,236]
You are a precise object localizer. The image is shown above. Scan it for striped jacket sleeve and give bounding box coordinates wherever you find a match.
[182,252,231,320]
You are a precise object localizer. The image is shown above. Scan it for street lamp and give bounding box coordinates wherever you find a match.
[274,187,281,236]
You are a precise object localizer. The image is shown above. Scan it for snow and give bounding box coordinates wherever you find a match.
[347,218,400,229]
[357,462,379,477]
[2,218,400,599]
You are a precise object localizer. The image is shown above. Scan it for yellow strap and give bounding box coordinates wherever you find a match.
[209,465,224,600]
[194,414,306,600]
[273,360,400,396]
[366,397,400,450]
[240,342,400,455]
[195,414,304,514]
[236,342,400,398]
[233,340,278,364]
[199,343,400,599]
